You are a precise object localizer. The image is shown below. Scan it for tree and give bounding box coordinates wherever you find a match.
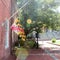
[17,0,60,36]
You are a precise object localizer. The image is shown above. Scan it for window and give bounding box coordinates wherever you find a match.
[5,20,9,49]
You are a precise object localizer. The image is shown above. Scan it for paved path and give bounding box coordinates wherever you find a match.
[16,40,60,60]
[26,41,60,60]
[40,41,60,60]
[26,48,53,60]
[3,55,16,60]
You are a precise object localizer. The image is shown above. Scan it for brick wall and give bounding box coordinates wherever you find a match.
[0,0,17,59]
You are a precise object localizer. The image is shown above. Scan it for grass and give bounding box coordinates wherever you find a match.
[15,47,29,60]
[15,47,28,56]
[52,40,60,45]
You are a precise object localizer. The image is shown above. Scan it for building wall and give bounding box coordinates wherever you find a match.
[10,0,18,54]
[0,0,17,59]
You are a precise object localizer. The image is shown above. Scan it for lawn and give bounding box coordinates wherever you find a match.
[52,40,60,45]
[15,47,29,60]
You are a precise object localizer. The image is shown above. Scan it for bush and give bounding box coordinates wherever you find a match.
[14,39,25,47]
[19,39,25,46]
[24,40,37,49]
[14,39,37,49]
[51,38,56,43]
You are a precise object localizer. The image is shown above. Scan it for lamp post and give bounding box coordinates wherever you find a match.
[36,27,39,49]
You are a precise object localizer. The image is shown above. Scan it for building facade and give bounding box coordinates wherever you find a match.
[0,0,17,59]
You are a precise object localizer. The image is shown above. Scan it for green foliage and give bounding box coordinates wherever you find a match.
[19,39,25,46]
[51,38,56,43]
[14,40,25,47]
[17,0,60,35]
[24,40,37,49]
[15,39,37,49]
[15,47,28,57]
[27,33,32,39]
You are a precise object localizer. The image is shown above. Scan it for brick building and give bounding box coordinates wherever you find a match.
[0,0,17,60]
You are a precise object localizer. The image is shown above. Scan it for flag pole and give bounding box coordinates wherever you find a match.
[1,0,31,26]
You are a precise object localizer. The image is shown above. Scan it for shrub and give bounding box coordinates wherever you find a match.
[51,38,56,43]
[19,39,25,46]
[14,39,25,47]
[24,40,37,49]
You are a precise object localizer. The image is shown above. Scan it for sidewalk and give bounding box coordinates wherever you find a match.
[26,48,53,60]
[16,41,60,60]
[2,55,16,60]
[39,41,60,60]
[26,41,60,60]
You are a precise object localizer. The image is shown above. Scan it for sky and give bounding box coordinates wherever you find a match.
[56,6,60,13]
